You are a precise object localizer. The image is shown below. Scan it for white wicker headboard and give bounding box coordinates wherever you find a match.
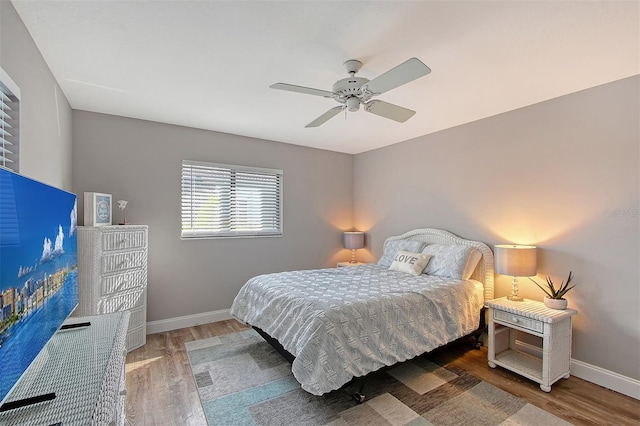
[384,228,494,301]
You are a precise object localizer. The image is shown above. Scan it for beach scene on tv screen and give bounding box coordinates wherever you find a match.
[0,170,78,402]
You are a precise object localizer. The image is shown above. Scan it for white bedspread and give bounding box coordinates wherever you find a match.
[230,264,483,395]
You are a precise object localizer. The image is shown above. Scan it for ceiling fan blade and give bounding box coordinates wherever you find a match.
[364,100,416,123]
[364,58,431,95]
[305,106,344,128]
[270,83,335,98]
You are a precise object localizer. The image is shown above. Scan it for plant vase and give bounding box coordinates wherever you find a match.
[544,296,568,310]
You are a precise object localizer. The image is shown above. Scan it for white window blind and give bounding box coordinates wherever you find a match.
[181,160,283,238]
[0,68,19,172]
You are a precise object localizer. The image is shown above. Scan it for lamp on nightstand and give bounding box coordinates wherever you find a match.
[494,245,537,302]
[343,231,365,264]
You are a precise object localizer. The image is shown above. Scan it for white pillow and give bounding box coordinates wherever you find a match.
[421,244,477,280]
[462,248,482,280]
[377,240,426,267]
[389,250,432,276]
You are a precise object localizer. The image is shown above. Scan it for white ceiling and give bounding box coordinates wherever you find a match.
[12,1,640,154]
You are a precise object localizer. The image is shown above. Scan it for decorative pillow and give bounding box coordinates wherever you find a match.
[421,244,477,280]
[389,251,432,276]
[377,240,426,267]
[462,248,482,280]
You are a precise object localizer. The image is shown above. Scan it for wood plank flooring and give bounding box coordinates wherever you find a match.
[125,320,639,425]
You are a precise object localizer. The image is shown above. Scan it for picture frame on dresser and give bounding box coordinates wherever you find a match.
[84,192,112,226]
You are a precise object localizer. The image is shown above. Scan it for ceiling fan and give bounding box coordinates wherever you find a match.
[270,58,431,128]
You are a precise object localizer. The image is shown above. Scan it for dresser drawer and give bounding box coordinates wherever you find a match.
[102,229,147,252]
[102,250,146,274]
[494,309,544,334]
[126,326,146,352]
[129,305,146,329]
[97,288,145,313]
[101,269,146,295]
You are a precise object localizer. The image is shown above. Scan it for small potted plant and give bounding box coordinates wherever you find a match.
[529,271,575,310]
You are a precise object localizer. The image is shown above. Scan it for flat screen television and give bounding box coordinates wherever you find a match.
[0,167,78,404]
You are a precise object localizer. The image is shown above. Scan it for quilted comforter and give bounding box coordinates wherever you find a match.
[230,264,484,395]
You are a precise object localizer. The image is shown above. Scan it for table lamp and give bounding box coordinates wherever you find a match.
[494,245,537,301]
[343,231,365,264]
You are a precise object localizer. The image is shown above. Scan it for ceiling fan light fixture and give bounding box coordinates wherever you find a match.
[346,96,360,112]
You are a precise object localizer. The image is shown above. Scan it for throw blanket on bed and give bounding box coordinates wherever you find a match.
[230,264,483,395]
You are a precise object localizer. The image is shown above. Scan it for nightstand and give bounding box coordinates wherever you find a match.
[337,261,366,267]
[485,297,577,392]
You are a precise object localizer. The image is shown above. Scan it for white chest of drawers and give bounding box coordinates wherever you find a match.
[77,225,148,352]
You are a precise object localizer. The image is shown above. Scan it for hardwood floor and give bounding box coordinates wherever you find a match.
[125,320,250,425]
[125,320,639,425]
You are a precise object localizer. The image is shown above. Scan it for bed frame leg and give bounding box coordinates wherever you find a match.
[472,307,486,349]
[353,392,366,403]
[350,377,368,403]
[473,333,482,349]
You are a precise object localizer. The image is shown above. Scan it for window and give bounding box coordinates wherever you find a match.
[0,67,20,172]
[181,160,283,238]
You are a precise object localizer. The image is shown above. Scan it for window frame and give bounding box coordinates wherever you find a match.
[0,66,20,173]
[181,160,283,239]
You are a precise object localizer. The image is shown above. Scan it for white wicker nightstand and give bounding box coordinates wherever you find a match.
[485,297,577,392]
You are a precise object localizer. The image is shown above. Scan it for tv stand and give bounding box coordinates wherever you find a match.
[0,312,129,425]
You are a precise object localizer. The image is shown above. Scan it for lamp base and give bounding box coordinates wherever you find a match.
[507,277,524,302]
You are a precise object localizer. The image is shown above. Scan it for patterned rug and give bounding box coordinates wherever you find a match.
[186,329,571,426]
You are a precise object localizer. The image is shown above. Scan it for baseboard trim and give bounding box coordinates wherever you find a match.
[513,340,543,357]
[146,309,233,335]
[514,340,639,399]
[570,358,640,400]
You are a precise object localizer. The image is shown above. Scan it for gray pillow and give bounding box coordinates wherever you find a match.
[377,240,426,267]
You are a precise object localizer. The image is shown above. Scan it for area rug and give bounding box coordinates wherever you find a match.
[186,329,571,426]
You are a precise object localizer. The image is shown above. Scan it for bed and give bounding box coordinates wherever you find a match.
[230,228,494,396]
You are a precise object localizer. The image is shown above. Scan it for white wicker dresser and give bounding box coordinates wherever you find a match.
[76,225,148,352]
[0,312,129,425]
[485,297,577,392]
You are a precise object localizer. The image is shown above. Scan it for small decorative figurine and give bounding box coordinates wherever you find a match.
[117,200,128,225]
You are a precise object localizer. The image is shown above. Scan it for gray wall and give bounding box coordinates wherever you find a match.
[0,2,72,189]
[72,111,353,321]
[354,76,640,380]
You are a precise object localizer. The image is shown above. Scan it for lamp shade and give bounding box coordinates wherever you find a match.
[343,231,365,250]
[494,245,537,277]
